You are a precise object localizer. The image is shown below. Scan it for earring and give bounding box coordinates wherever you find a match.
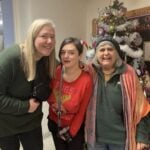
[79,60,84,69]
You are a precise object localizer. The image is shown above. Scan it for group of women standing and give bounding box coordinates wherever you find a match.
[0,18,149,150]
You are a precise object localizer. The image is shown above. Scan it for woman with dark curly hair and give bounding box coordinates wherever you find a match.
[48,37,93,150]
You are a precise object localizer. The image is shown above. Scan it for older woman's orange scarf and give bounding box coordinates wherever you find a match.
[85,64,150,150]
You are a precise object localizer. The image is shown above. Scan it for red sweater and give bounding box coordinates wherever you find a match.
[48,66,93,137]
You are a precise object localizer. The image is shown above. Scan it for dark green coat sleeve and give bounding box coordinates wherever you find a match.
[136,112,150,144]
[0,47,29,115]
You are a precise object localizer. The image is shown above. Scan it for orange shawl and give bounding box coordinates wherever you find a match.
[121,65,150,150]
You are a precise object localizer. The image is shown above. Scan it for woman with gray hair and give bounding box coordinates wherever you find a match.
[0,18,57,150]
[85,36,150,150]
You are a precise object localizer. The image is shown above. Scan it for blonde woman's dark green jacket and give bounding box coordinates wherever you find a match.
[0,45,43,137]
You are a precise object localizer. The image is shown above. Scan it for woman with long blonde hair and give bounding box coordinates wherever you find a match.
[0,18,57,150]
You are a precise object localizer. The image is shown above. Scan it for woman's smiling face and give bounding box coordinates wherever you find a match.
[96,43,118,69]
[60,43,81,69]
[34,25,55,60]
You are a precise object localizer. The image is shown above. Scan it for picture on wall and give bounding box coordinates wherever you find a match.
[144,41,150,61]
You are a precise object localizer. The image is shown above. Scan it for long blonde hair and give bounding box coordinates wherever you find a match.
[20,18,57,81]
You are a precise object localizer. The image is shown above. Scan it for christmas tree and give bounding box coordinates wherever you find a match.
[90,0,150,101]
[97,0,127,36]
[97,0,144,71]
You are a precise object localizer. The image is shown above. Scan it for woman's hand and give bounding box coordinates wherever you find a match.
[136,142,149,150]
[28,98,40,113]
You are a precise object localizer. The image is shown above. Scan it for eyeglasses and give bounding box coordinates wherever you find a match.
[38,34,55,40]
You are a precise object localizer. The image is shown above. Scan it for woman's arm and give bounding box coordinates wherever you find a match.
[0,53,30,115]
[0,67,29,115]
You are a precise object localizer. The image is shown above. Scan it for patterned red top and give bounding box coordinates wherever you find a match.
[48,65,93,137]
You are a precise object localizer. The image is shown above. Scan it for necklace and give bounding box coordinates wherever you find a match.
[63,69,82,82]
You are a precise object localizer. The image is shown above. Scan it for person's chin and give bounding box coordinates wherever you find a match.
[63,64,70,68]
[102,62,111,66]
[43,52,52,57]
[102,63,113,68]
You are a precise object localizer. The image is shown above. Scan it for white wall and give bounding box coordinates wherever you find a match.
[121,0,150,10]
[13,0,32,43]
[86,0,109,45]
[13,0,87,58]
